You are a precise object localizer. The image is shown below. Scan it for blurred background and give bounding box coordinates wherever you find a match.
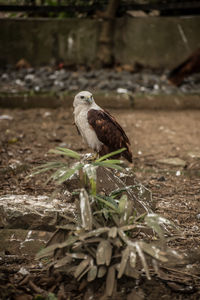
[0,0,200,102]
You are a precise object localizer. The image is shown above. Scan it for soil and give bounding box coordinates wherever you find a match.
[0,106,200,299]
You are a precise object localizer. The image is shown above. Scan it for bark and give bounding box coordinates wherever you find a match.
[96,0,120,67]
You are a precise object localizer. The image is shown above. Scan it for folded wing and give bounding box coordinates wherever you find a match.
[87,109,132,162]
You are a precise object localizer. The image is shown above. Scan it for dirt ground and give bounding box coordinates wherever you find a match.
[0,106,200,299]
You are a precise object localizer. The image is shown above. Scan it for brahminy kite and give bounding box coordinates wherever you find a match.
[73,91,132,162]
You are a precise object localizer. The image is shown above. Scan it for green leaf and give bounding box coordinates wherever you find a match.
[94,161,123,171]
[109,185,137,197]
[83,164,97,195]
[32,161,65,175]
[118,194,128,214]
[95,148,126,162]
[95,195,119,213]
[94,159,122,165]
[33,161,64,170]
[100,195,119,209]
[56,163,83,184]
[119,197,133,225]
[49,147,81,159]
[47,293,57,300]
[93,208,118,217]
[45,166,68,184]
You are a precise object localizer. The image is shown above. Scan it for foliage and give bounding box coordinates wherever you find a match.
[33,147,125,192]
[34,147,182,296]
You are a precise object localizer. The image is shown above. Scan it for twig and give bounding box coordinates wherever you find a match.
[161,266,200,280]
[29,279,47,295]
[157,208,191,214]
[19,274,30,286]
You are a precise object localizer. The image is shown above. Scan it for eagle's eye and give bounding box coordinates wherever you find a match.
[80,96,84,99]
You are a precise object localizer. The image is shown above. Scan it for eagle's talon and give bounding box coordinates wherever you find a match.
[82,152,98,162]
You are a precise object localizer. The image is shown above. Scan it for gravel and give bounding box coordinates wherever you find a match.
[0,67,200,94]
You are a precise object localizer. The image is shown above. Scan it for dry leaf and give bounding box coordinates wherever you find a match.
[106,266,116,296]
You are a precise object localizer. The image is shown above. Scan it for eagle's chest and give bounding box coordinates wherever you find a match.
[74,107,103,151]
[75,109,90,133]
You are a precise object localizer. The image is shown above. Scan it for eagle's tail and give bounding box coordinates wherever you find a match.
[123,143,133,163]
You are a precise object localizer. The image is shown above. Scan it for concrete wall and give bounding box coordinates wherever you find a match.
[0,18,100,67]
[115,16,200,68]
[0,16,200,69]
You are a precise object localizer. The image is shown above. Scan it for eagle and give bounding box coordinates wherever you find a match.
[73,91,132,163]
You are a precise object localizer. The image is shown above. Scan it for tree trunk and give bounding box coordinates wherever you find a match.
[96,0,120,67]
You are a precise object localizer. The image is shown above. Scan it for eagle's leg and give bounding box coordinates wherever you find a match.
[92,152,99,161]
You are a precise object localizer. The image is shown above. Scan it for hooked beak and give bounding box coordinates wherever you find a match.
[86,96,93,104]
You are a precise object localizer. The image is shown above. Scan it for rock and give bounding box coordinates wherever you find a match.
[1,73,9,81]
[64,166,154,214]
[97,80,109,90]
[56,69,68,81]
[77,77,89,89]
[0,194,74,231]
[157,158,186,167]
[1,67,200,96]
[24,74,35,83]
[68,84,79,91]
[0,228,51,256]
[85,71,97,79]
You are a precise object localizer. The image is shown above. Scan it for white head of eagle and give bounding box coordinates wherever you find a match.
[73,91,132,163]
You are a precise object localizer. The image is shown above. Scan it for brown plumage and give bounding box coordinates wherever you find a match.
[88,109,132,162]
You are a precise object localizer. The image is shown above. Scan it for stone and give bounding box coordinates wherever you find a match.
[97,80,109,90]
[64,165,154,214]
[77,77,89,89]
[0,194,74,231]
[0,228,51,256]
[1,73,9,81]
